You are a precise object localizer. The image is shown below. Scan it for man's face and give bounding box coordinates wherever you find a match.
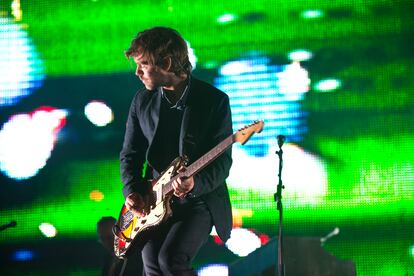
[133,54,168,90]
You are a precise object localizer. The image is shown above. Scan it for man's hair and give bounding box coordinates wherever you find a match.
[125,26,192,76]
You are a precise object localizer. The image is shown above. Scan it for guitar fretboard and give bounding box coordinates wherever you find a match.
[162,135,234,197]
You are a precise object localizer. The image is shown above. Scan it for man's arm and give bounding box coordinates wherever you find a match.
[120,94,150,198]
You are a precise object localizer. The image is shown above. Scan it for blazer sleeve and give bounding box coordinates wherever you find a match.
[189,94,233,197]
[120,93,150,198]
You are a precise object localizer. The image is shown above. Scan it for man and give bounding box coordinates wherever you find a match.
[120,27,233,275]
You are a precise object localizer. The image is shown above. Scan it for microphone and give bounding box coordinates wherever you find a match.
[276,135,286,148]
[320,227,340,244]
[0,220,17,231]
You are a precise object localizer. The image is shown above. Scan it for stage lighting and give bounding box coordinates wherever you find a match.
[215,56,310,156]
[314,78,342,92]
[39,223,57,238]
[288,49,313,62]
[12,250,35,262]
[301,10,324,19]
[0,107,66,180]
[198,264,228,276]
[217,13,238,24]
[225,228,261,257]
[0,17,44,107]
[187,41,197,70]
[84,101,113,127]
[89,190,104,202]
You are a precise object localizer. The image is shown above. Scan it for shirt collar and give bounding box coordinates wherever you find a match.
[161,76,191,110]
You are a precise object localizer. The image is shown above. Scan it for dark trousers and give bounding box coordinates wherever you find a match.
[141,199,212,276]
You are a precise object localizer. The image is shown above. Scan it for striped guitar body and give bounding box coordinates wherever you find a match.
[113,120,264,258]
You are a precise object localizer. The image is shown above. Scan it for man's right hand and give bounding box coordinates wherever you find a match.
[125,193,148,217]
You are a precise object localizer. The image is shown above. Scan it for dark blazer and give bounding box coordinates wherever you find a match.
[120,77,233,242]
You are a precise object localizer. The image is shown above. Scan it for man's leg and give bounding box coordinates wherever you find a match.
[141,237,163,275]
[158,202,212,275]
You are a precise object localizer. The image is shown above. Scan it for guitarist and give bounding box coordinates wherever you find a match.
[120,27,233,275]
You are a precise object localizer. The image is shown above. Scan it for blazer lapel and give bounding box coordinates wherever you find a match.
[179,80,200,162]
[146,90,162,164]
[179,105,191,156]
[148,89,162,145]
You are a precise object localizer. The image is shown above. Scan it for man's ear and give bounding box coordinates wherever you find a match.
[160,57,172,72]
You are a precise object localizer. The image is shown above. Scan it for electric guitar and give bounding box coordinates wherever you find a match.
[113,120,264,258]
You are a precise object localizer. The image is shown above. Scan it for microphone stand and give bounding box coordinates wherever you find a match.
[274,135,285,276]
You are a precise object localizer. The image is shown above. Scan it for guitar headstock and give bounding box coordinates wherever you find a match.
[234,120,264,145]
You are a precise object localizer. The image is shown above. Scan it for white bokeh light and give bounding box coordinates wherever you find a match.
[84,101,113,127]
[225,228,261,257]
[276,61,310,98]
[288,49,313,62]
[39,223,57,238]
[0,107,66,180]
[198,264,228,276]
[314,78,342,92]
[217,13,237,24]
[301,10,324,19]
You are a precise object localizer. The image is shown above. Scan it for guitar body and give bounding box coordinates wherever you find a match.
[114,158,184,258]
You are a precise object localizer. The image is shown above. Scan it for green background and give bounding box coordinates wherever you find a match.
[0,0,413,275]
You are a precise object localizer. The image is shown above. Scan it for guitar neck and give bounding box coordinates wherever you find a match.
[163,135,234,196]
[185,135,234,177]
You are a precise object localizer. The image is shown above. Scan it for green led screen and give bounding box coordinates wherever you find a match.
[0,0,413,275]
